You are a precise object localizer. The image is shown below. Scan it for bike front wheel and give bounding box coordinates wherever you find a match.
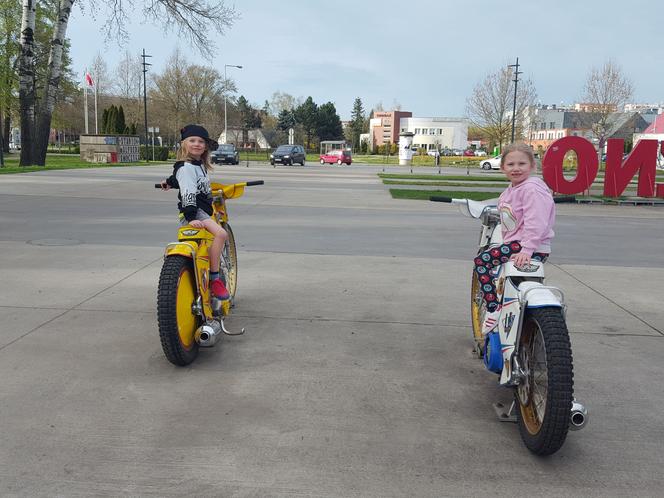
[470,272,486,353]
[515,307,574,455]
[157,255,201,366]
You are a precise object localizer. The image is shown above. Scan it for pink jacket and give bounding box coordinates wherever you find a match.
[498,177,555,256]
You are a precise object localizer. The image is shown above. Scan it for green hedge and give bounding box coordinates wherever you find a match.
[140,145,170,161]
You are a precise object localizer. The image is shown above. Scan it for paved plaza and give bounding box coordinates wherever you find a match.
[1,162,663,496]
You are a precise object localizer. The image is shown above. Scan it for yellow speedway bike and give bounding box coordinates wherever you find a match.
[155,180,263,366]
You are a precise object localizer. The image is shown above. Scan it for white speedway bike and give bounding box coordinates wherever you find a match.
[431,195,587,455]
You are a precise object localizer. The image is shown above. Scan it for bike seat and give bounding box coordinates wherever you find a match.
[177,226,215,241]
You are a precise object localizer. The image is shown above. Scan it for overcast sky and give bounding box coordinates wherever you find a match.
[67,0,662,120]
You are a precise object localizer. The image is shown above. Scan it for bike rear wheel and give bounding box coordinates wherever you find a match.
[157,255,200,366]
[222,223,238,299]
[515,307,573,455]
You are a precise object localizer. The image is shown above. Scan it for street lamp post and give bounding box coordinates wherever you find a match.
[224,64,242,145]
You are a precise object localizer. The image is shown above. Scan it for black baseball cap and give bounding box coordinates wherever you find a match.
[180,124,218,149]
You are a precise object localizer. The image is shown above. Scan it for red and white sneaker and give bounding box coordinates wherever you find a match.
[210,278,230,301]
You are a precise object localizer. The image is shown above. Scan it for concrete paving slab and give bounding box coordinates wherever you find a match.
[1,164,664,496]
[0,307,66,349]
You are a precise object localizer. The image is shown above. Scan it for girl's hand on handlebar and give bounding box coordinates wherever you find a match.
[189,220,204,228]
[160,180,171,190]
[511,252,531,267]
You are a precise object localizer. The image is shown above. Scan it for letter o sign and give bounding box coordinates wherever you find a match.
[542,137,598,195]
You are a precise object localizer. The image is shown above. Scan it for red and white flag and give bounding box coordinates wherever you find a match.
[85,71,94,87]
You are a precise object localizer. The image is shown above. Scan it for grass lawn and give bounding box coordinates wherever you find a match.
[389,189,498,201]
[383,179,507,187]
[379,173,506,182]
[0,154,161,174]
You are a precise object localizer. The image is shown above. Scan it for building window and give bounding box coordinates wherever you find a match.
[550,122,555,129]
[548,132,553,139]
[540,123,546,130]
[421,129,428,135]
[429,128,436,134]
[414,128,420,134]
[438,129,443,135]
[428,144,436,150]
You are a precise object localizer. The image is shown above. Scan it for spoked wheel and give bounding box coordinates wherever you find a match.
[470,273,486,356]
[515,307,574,455]
[221,223,238,301]
[157,255,201,366]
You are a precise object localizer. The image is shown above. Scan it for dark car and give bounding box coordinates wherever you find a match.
[270,144,306,166]
[211,144,239,165]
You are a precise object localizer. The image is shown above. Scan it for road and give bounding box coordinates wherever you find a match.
[0,162,663,496]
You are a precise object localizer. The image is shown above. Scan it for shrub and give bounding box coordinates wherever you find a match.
[140,145,170,161]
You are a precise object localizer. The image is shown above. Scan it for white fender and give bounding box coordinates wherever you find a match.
[518,281,563,308]
[504,260,545,278]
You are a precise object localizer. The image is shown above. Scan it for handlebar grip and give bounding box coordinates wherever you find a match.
[430,196,453,203]
[154,183,163,189]
[246,180,264,186]
[554,195,576,204]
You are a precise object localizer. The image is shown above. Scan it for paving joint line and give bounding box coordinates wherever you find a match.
[552,263,663,336]
[0,256,163,352]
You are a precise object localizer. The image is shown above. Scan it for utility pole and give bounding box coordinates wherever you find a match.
[141,49,152,160]
[224,64,242,144]
[508,57,522,144]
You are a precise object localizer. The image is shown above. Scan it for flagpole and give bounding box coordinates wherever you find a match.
[94,71,98,134]
[84,70,89,134]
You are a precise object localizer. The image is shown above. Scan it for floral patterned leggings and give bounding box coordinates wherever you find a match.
[473,241,548,312]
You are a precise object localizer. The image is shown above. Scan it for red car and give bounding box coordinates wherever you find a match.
[463,149,476,156]
[320,149,352,165]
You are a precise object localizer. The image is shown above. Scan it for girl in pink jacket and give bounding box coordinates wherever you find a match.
[474,142,555,333]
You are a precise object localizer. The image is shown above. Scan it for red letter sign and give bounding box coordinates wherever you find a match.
[542,137,598,195]
[604,139,658,197]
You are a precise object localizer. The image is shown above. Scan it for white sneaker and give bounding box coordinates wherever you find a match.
[482,310,500,335]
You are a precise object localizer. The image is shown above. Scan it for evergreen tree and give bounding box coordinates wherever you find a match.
[236,95,262,144]
[316,102,343,141]
[107,105,117,134]
[117,105,126,134]
[350,97,365,152]
[294,96,318,149]
[276,109,296,131]
[101,108,109,134]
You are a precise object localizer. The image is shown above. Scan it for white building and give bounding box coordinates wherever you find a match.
[398,117,468,151]
[218,128,271,148]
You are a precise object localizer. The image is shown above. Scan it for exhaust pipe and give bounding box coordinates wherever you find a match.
[195,321,222,347]
[569,400,588,431]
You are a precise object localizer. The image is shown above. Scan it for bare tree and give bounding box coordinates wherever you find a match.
[582,60,634,152]
[113,50,142,126]
[18,0,36,165]
[18,0,239,166]
[269,91,302,116]
[466,65,537,151]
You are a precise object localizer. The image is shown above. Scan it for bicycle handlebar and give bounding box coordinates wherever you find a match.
[155,180,264,189]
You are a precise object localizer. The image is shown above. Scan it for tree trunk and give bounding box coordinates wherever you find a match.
[35,0,75,166]
[3,112,9,154]
[18,0,36,166]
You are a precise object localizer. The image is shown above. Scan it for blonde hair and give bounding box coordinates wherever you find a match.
[176,138,213,171]
[501,142,536,168]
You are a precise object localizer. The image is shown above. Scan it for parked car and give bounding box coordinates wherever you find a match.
[427,150,440,157]
[475,150,487,157]
[320,149,352,165]
[463,149,476,157]
[210,143,239,165]
[479,155,502,170]
[270,144,306,166]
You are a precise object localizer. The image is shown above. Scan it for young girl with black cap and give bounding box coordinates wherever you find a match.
[160,124,230,300]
